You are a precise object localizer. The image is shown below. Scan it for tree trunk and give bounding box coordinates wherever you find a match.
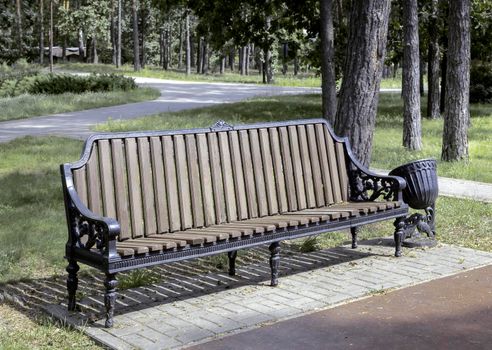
[402,0,422,150]
[264,13,274,84]
[62,37,67,62]
[229,47,235,71]
[190,34,195,68]
[440,48,447,114]
[16,0,23,56]
[320,0,337,124]
[132,0,140,71]
[245,44,250,75]
[78,28,85,60]
[426,0,440,119]
[419,54,425,97]
[442,0,471,161]
[202,40,209,74]
[294,51,299,75]
[160,31,164,67]
[185,12,191,75]
[116,0,122,68]
[282,43,288,75]
[178,21,183,69]
[197,37,203,74]
[111,0,116,65]
[49,0,53,73]
[335,0,391,167]
[220,55,225,74]
[39,0,44,64]
[92,36,98,64]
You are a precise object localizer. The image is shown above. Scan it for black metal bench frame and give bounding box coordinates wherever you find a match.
[61,119,409,327]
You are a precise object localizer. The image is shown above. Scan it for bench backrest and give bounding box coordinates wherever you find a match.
[68,119,349,241]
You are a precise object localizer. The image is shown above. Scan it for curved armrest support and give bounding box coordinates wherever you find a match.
[61,164,120,261]
[347,159,406,202]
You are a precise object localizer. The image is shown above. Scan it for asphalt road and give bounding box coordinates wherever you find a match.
[0,77,320,143]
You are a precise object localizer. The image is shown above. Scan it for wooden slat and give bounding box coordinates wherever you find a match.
[324,127,342,203]
[288,125,307,210]
[98,140,116,219]
[219,221,272,233]
[196,134,216,226]
[125,138,144,238]
[111,139,131,240]
[259,128,279,215]
[161,233,204,245]
[279,127,297,211]
[174,135,193,229]
[210,224,255,236]
[116,244,148,255]
[288,211,331,222]
[86,144,102,215]
[300,209,346,220]
[135,238,177,250]
[315,124,335,205]
[73,167,88,208]
[116,247,137,257]
[183,230,226,241]
[239,130,258,218]
[146,235,188,248]
[279,213,320,224]
[188,227,240,239]
[297,125,316,208]
[118,241,162,252]
[229,131,248,220]
[162,136,181,232]
[218,132,237,222]
[185,134,205,228]
[335,142,349,201]
[269,128,289,214]
[274,215,309,226]
[138,137,157,235]
[150,137,169,233]
[249,129,268,217]
[306,125,325,207]
[208,133,227,224]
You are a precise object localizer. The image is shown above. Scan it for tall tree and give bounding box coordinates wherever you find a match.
[15,0,23,56]
[335,0,391,167]
[39,0,44,63]
[402,0,422,150]
[116,0,122,67]
[426,0,440,119]
[320,0,337,124]
[442,0,471,161]
[132,0,140,71]
[185,11,191,75]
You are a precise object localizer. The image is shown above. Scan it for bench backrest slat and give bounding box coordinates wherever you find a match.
[71,121,349,240]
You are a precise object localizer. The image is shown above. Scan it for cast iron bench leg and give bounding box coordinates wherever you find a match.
[351,227,360,249]
[228,250,238,276]
[104,273,118,328]
[393,217,405,257]
[269,241,281,286]
[66,260,79,311]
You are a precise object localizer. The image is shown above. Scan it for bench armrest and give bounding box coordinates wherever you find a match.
[347,158,406,203]
[61,164,120,261]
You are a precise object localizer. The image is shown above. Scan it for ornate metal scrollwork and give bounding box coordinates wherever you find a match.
[70,205,107,254]
[349,168,399,202]
[210,120,234,131]
[401,205,436,247]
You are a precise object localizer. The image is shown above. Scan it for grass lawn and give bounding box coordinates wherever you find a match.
[96,93,492,183]
[0,87,159,122]
[57,62,403,89]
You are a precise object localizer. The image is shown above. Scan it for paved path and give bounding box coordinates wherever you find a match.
[0,78,319,142]
[192,264,492,350]
[43,241,492,349]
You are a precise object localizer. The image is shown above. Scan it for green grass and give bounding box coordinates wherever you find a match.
[0,87,159,122]
[0,305,98,349]
[96,92,492,183]
[57,62,403,89]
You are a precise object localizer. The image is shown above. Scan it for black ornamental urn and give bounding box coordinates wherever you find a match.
[389,159,438,247]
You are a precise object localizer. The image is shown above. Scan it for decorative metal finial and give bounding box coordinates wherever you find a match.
[210,120,234,131]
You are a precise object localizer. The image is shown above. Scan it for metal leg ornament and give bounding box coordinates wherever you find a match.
[104,273,118,328]
[66,260,79,311]
[401,204,437,248]
[228,250,237,276]
[269,241,281,287]
[393,217,405,257]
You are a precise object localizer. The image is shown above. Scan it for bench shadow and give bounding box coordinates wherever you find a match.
[2,239,394,329]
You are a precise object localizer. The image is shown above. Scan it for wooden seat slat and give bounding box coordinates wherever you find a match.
[285,211,331,222]
[117,245,148,255]
[325,127,343,203]
[288,125,307,210]
[218,132,238,222]
[197,134,216,226]
[160,233,205,245]
[144,235,188,248]
[306,125,325,207]
[138,137,158,235]
[175,135,193,229]
[269,128,288,213]
[239,130,259,219]
[116,247,137,257]
[249,129,268,217]
[173,231,218,243]
[279,127,298,211]
[207,133,227,224]
[335,142,349,201]
[186,134,205,228]
[150,137,169,234]
[111,139,132,240]
[315,124,335,205]
[229,131,248,220]
[259,128,279,215]
[86,143,103,215]
[162,136,181,232]
[133,238,177,250]
[223,221,274,233]
[185,229,231,241]
[98,140,117,219]
[297,125,317,208]
[117,241,162,252]
[125,138,144,238]
[210,224,255,236]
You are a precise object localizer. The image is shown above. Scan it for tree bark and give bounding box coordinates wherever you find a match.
[49,0,53,73]
[245,44,250,75]
[335,0,391,167]
[197,37,202,74]
[320,0,337,124]
[426,0,440,119]
[229,47,235,71]
[16,0,23,56]
[92,36,98,64]
[202,39,209,74]
[178,20,183,69]
[264,13,274,84]
[441,0,471,161]
[116,0,122,68]
[185,12,191,75]
[402,0,422,150]
[111,0,116,65]
[39,0,44,64]
[132,0,140,71]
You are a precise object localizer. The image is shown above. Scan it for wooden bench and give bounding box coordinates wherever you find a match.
[60,119,409,327]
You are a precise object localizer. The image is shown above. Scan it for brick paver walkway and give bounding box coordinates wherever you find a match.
[41,239,492,350]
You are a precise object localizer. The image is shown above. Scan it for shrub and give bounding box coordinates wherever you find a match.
[28,74,137,95]
[470,62,492,103]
